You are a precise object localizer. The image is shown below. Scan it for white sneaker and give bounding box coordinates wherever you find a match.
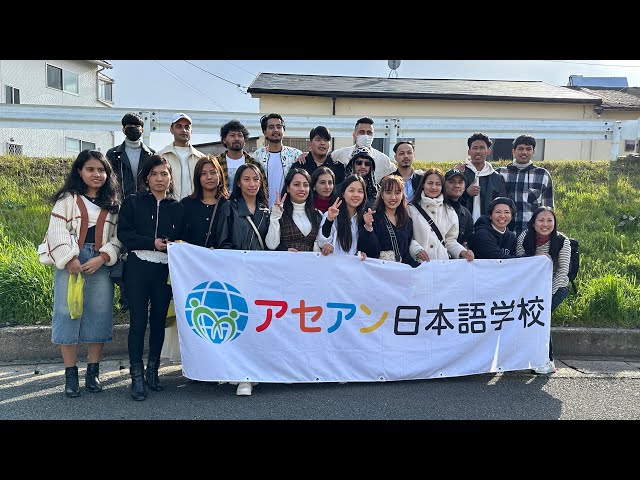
[236,382,253,396]
[534,360,556,375]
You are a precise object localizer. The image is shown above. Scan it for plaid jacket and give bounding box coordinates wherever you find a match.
[497,163,554,236]
[214,151,264,191]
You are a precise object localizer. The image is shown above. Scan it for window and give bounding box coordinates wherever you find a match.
[98,79,113,102]
[47,64,79,94]
[624,140,636,152]
[65,138,96,152]
[5,85,20,104]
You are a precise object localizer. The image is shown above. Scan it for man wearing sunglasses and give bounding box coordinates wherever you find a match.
[340,147,380,210]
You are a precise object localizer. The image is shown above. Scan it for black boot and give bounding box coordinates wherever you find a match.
[145,357,164,391]
[129,362,147,401]
[64,366,80,398]
[85,362,102,393]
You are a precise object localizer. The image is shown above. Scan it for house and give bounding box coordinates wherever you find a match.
[0,60,115,156]
[567,79,640,154]
[248,73,640,161]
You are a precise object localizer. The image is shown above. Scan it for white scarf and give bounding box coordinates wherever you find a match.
[464,157,495,222]
[420,192,443,216]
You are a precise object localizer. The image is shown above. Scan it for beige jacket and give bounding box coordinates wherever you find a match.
[156,143,206,199]
[45,193,121,269]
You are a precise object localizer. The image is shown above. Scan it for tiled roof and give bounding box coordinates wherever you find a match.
[570,87,640,110]
[248,73,600,104]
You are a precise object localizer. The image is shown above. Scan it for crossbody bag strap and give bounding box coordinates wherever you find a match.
[413,203,446,247]
[383,214,401,262]
[246,215,266,250]
[203,201,220,248]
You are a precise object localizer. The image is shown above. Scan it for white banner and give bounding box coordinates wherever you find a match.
[167,243,552,383]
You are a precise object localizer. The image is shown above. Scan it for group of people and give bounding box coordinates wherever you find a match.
[43,110,567,400]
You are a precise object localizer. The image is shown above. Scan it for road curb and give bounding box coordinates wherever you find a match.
[0,325,638,364]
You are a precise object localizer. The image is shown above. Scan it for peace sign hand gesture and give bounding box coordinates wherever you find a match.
[327,197,342,221]
[273,190,287,212]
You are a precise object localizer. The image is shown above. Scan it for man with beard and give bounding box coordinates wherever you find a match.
[390,140,422,203]
[252,113,302,208]
[298,125,345,185]
[157,112,206,199]
[214,119,264,193]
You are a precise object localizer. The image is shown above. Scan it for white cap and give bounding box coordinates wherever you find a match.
[170,112,192,125]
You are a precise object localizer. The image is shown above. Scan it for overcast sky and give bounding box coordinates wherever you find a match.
[107,60,640,149]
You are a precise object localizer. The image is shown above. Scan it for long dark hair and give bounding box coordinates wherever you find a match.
[375,175,409,228]
[310,166,336,199]
[52,150,120,213]
[336,174,367,252]
[190,155,229,200]
[411,168,444,206]
[138,155,176,197]
[522,206,562,268]
[229,163,268,208]
[283,168,320,229]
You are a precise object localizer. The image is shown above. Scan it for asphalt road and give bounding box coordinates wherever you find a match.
[1,357,639,421]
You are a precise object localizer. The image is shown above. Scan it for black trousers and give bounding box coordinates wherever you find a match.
[124,253,171,364]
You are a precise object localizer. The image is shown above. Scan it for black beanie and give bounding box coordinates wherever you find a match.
[487,196,516,215]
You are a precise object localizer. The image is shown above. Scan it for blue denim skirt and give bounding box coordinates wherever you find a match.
[51,243,114,344]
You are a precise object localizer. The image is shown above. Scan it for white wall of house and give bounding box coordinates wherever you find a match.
[257,94,631,162]
[0,60,114,157]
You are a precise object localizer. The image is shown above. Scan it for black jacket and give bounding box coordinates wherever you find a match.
[449,199,474,246]
[460,169,506,218]
[468,215,516,259]
[117,192,184,251]
[106,141,155,198]
[229,197,270,251]
[181,196,233,249]
[358,211,419,267]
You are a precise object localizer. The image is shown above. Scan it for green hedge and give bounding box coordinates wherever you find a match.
[1,155,639,327]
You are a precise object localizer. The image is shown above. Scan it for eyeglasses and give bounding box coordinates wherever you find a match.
[355,160,371,166]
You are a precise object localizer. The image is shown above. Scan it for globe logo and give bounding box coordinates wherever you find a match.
[185,281,249,344]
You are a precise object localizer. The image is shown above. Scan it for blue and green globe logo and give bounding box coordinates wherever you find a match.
[185,281,249,344]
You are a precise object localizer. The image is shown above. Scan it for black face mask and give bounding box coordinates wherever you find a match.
[124,126,142,141]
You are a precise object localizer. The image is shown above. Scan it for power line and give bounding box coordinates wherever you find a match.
[153,61,228,111]
[223,60,257,77]
[183,60,249,92]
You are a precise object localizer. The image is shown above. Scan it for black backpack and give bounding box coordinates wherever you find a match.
[560,235,580,294]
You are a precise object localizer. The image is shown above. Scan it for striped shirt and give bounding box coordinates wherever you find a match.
[497,163,554,236]
[516,231,570,294]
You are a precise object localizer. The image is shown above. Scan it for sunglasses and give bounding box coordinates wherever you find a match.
[355,160,371,166]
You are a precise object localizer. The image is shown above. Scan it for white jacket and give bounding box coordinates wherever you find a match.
[408,193,466,261]
[45,193,121,269]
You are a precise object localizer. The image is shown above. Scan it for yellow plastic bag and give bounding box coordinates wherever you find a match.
[165,274,176,327]
[68,273,84,320]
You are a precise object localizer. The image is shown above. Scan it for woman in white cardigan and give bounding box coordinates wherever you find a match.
[408,168,474,262]
[45,150,121,397]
